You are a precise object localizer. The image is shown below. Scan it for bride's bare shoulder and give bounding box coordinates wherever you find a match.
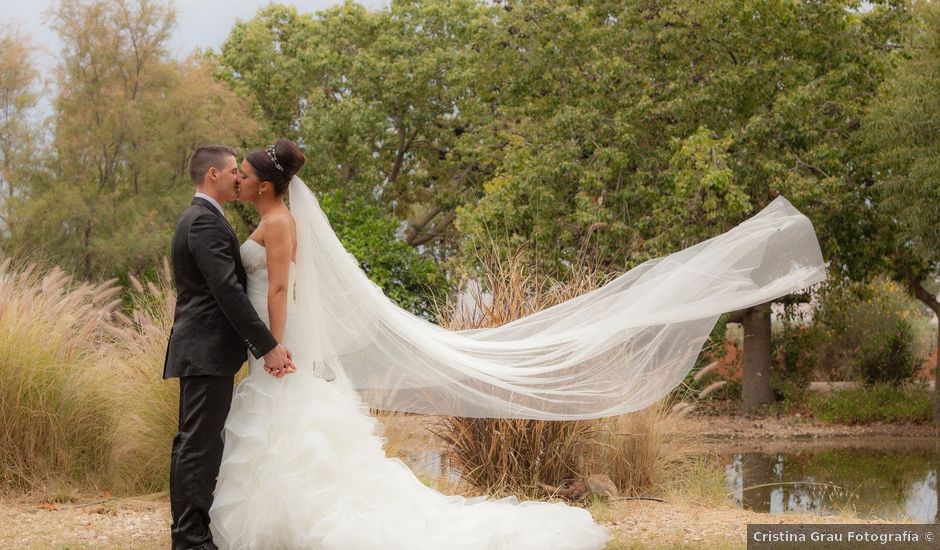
[260,208,297,242]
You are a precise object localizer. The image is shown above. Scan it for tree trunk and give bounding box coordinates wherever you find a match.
[742,302,774,413]
[935,325,939,427]
[905,271,940,426]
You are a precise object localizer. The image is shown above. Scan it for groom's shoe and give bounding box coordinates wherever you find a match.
[189,543,218,550]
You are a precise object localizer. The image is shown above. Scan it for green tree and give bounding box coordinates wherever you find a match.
[865,0,940,422]
[216,1,495,260]
[0,28,42,238]
[9,0,261,280]
[215,1,497,311]
[318,191,447,320]
[456,0,910,411]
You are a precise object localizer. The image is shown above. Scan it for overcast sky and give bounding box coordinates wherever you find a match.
[1,1,390,117]
[1,0,390,69]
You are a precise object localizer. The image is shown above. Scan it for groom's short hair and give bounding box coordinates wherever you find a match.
[188,145,237,185]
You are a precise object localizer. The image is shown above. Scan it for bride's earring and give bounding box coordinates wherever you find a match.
[258,185,263,198]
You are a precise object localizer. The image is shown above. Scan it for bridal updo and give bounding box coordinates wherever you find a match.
[246,138,306,196]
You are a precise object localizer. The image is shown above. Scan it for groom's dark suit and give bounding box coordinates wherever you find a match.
[164,197,277,550]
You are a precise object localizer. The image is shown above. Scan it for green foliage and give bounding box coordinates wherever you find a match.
[6,0,264,281]
[456,0,911,279]
[215,1,493,266]
[862,0,940,421]
[811,277,926,384]
[318,190,449,320]
[212,1,913,284]
[772,322,819,403]
[857,319,918,387]
[807,384,934,424]
[0,28,42,237]
[866,0,940,273]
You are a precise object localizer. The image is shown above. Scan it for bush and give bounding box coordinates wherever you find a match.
[772,321,818,402]
[857,319,918,386]
[791,277,927,386]
[588,398,702,497]
[318,190,450,321]
[103,263,181,494]
[434,417,595,497]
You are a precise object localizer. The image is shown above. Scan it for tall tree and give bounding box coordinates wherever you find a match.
[0,27,42,238]
[865,0,940,422]
[216,1,495,263]
[455,0,910,411]
[9,0,261,280]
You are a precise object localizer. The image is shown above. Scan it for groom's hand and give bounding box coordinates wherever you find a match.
[263,344,297,378]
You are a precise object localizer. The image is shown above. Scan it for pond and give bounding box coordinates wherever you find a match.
[408,437,939,523]
[723,438,938,523]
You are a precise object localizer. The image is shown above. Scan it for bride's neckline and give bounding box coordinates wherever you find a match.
[243,238,297,265]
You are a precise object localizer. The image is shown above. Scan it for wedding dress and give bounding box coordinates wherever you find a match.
[208,239,611,549]
[209,177,825,548]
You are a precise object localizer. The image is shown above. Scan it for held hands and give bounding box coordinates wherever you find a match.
[263,343,297,378]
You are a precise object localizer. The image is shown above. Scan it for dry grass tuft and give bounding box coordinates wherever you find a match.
[432,245,718,500]
[0,259,119,490]
[102,259,179,494]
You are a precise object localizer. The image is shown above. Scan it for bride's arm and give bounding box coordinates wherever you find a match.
[263,215,294,343]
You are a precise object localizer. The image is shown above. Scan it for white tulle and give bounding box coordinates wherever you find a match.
[209,240,611,550]
[209,185,825,547]
[286,176,827,419]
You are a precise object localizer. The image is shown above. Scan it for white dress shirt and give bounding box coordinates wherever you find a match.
[194,192,225,217]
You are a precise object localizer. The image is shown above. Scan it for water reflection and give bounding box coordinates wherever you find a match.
[727,444,939,522]
[406,450,463,483]
[407,442,939,523]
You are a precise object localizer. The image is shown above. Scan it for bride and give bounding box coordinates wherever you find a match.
[208,138,826,549]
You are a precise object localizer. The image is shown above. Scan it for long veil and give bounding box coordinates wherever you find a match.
[287,176,826,419]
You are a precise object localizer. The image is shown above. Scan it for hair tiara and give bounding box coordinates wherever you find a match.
[266,144,284,172]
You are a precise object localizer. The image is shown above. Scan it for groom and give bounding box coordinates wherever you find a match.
[163,145,296,550]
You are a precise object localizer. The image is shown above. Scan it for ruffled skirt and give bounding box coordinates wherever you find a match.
[209,367,610,549]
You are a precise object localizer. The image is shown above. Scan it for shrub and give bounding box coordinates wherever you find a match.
[433,417,596,497]
[772,321,819,402]
[588,398,702,497]
[785,277,927,387]
[856,319,918,386]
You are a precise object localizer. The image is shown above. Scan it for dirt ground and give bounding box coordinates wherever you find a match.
[688,404,939,444]
[1,490,908,550]
[2,411,934,549]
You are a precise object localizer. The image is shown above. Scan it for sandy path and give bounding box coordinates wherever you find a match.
[2,492,912,550]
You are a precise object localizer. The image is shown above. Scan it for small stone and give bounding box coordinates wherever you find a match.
[586,474,619,499]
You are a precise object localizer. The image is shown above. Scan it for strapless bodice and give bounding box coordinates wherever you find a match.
[239,239,298,322]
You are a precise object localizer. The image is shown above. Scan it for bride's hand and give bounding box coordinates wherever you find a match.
[265,361,297,377]
[263,344,297,377]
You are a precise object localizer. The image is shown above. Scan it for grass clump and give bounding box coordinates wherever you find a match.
[807,383,933,424]
[102,261,180,494]
[435,245,724,503]
[0,260,119,490]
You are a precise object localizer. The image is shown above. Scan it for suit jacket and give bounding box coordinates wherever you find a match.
[163,197,278,379]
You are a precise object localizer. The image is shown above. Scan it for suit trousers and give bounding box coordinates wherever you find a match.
[169,374,234,550]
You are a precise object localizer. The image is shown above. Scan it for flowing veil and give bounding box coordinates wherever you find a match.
[287,176,826,419]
